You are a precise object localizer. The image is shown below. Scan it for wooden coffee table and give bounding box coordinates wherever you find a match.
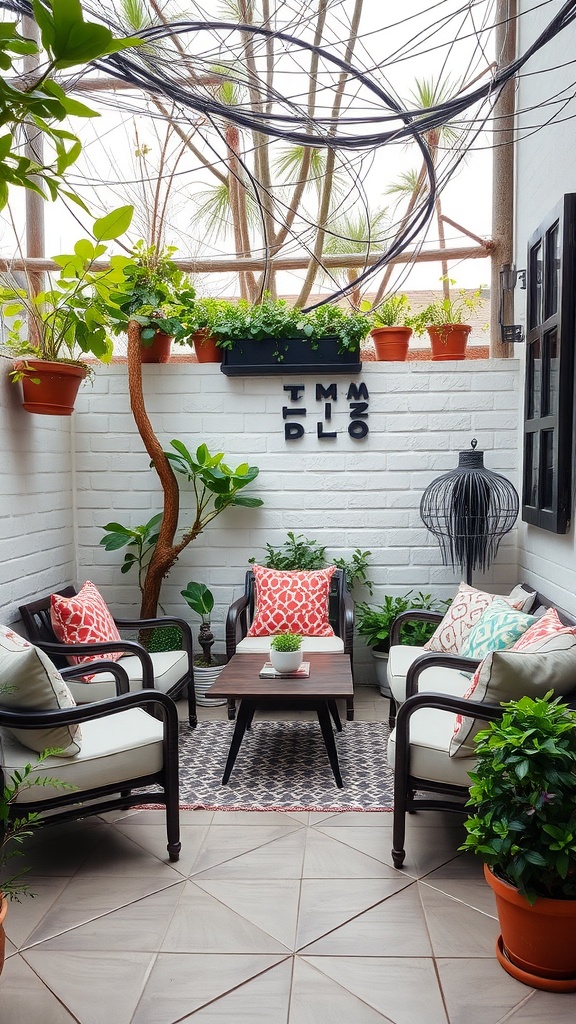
[206,653,354,789]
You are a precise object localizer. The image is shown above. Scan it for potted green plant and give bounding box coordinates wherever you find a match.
[249,531,373,593]
[102,241,196,363]
[419,282,485,360]
[460,692,576,991]
[180,581,226,706]
[100,443,263,620]
[368,294,418,361]
[0,752,71,975]
[188,296,371,376]
[176,297,226,363]
[269,631,303,673]
[0,206,133,414]
[355,591,446,695]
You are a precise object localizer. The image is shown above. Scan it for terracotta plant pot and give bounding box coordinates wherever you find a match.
[484,863,576,992]
[370,326,412,361]
[15,359,87,416]
[0,895,7,977]
[193,329,222,363]
[140,331,172,363]
[427,324,471,360]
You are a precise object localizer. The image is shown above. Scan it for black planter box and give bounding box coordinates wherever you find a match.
[220,335,362,376]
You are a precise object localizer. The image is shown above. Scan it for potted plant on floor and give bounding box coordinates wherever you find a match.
[419,282,484,361]
[0,206,133,414]
[460,692,576,992]
[368,294,419,361]
[180,581,227,706]
[101,242,196,362]
[269,631,303,673]
[355,591,446,695]
[191,295,371,376]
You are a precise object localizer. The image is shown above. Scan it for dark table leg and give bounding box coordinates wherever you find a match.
[346,696,354,721]
[227,698,236,721]
[316,702,343,788]
[221,700,253,784]
[328,699,342,732]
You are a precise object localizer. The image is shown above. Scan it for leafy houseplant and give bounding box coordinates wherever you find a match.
[355,592,445,653]
[101,241,196,360]
[269,631,303,672]
[100,443,263,620]
[460,693,576,990]
[249,531,373,594]
[417,282,485,361]
[0,751,73,975]
[368,294,418,362]
[183,296,371,374]
[180,582,227,706]
[0,206,134,413]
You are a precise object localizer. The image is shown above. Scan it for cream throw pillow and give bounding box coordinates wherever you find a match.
[0,624,82,755]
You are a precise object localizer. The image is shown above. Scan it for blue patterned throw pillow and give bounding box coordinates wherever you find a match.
[460,598,537,659]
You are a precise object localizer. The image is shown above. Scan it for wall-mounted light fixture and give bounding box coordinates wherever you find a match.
[499,262,526,344]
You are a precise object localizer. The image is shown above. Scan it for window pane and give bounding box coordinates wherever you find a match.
[527,338,541,419]
[542,328,558,417]
[545,222,560,319]
[529,241,542,328]
[524,432,538,507]
[540,429,554,510]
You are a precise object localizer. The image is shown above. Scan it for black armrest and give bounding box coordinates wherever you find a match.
[339,587,355,655]
[0,688,178,733]
[226,593,251,659]
[404,652,480,701]
[393,689,505,787]
[389,610,443,648]
[113,615,194,662]
[61,660,131,696]
[35,639,155,688]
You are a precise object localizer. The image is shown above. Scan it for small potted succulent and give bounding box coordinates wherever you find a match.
[269,631,303,673]
[460,692,576,991]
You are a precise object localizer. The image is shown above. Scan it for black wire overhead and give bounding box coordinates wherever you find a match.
[2,0,576,306]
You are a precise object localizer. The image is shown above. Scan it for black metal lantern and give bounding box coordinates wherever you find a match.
[420,440,519,585]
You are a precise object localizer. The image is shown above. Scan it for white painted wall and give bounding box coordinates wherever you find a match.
[0,369,76,623]
[514,2,576,612]
[71,359,521,680]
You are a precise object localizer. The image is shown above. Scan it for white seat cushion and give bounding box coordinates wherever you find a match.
[1,708,164,802]
[387,707,476,788]
[387,645,473,704]
[236,635,345,654]
[66,650,188,704]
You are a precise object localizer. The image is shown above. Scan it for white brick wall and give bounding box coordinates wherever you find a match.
[0,372,76,623]
[513,3,576,614]
[72,359,521,681]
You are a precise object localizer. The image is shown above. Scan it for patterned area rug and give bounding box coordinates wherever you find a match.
[178,720,394,812]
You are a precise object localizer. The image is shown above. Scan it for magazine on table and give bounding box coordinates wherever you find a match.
[259,661,311,679]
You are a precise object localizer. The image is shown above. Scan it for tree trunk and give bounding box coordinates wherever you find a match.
[127,320,180,619]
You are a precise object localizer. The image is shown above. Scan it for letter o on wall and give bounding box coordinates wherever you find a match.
[348,420,369,439]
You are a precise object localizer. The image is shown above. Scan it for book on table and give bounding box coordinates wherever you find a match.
[259,661,311,679]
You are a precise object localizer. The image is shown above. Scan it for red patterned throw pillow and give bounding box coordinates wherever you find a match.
[511,606,576,651]
[247,565,336,638]
[50,581,123,670]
